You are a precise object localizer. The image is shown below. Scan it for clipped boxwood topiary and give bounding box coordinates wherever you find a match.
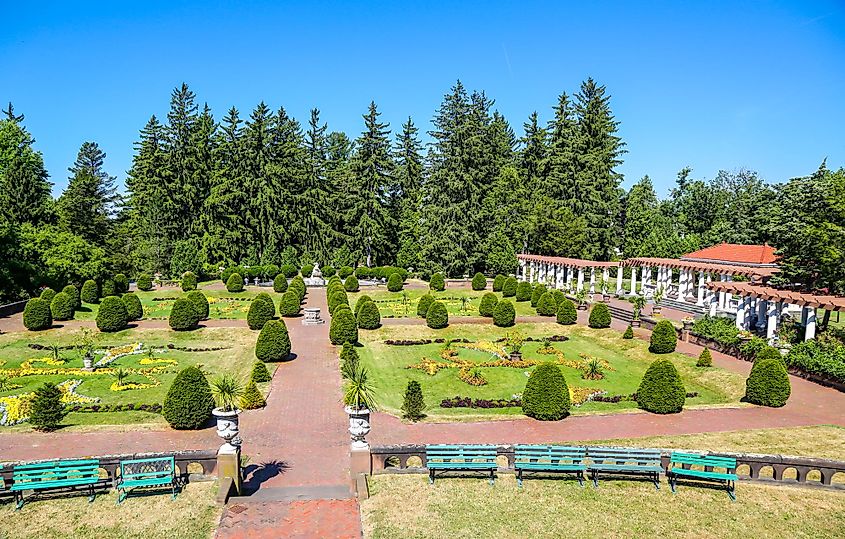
[251,360,272,383]
[40,287,56,304]
[50,292,74,321]
[552,289,566,309]
[328,290,349,315]
[289,277,306,300]
[101,279,117,297]
[81,279,99,304]
[556,299,577,325]
[531,284,547,307]
[273,274,288,293]
[502,276,518,297]
[62,284,80,309]
[186,290,209,320]
[636,359,686,414]
[181,271,197,291]
[492,274,505,292]
[114,273,129,293]
[240,379,266,410]
[426,301,449,329]
[344,275,359,292]
[357,300,381,329]
[322,265,336,278]
[96,296,128,332]
[417,294,435,318]
[744,358,791,407]
[536,292,557,316]
[697,347,713,367]
[255,319,291,361]
[387,272,403,292]
[122,292,143,321]
[493,299,516,327]
[301,264,314,277]
[649,320,677,353]
[755,346,783,363]
[330,307,358,345]
[429,273,445,291]
[226,273,244,292]
[163,366,214,429]
[248,293,276,330]
[479,292,498,317]
[623,325,634,339]
[279,291,301,317]
[515,281,532,302]
[522,362,570,421]
[24,298,52,330]
[354,295,373,317]
[169,297,200,330]
[588,303,612,328]
[471,272,486,291]
[339,266,354,279]
[136,273,153,291]
[280,264,297,278]
[29,382,66,431]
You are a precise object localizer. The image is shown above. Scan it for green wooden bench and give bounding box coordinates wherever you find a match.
[425,445,498,484]
[116,456,178,503]
[667,452,737,500]
[514,445,586,487]
[11,459,100,510]
[587,447,663,489]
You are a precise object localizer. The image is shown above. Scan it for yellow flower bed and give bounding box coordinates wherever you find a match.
[110,381,154,392]
[570,386,602,406]
[0,394,33,425]
[406,357,452,376]
[21,356,65,369]
[140,357,178,366]
[454,341,508,360]
[96,342,142,367]
[58,379,99,405]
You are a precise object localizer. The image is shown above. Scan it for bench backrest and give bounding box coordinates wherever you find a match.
[426,445,497,464]
[587,447,662,466]
[119,456,176,482]
[515,445,585,463]
[12,459,100,488]
[669,452,736,471]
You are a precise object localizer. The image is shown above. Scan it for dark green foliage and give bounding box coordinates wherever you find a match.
[588,303,611,328]
[785,340,845,383]
[23,298,52,330]
[255,320,291,361]
[429,273,445,291]
[281,264,298,278]
[697,348,713,367]
[417,293,435,317]
[339,266,354,279]
[530,284,547,307]
[226,273,244,292]
[251,360,272,383]
[81,279,99,304]
[301,264,314,277]
[340,342,360,379]
[330,307,358,345]
[471,272,486,291]
[493,299,516,327]
[502,276,518,297]
[522,363,570,421]
[278,291,301,317]
[552,289,566,309]
[623,325,634,339]
[101,279,117,297]
[515,281,532,302]
[186,290,209,320]
[492,274,505,292]
[181,271,197,291]
[637,359,686,414]
[50,292,74,321]
[756,346,783,363]
[29,382,66,431]
[402,380,425,421]
[357,300,381,329]
[354,295,372,317]
[162,366,214,430]
[289,276,306,300]
[690,316,740,346]
[479,292,498,317]
[536,292,557,316]
[426,300,448,329]
[273,274,289,293]
[649,320,677,353]
[556,299,577,325]
[387,272,403,292]
[96,296,128,332]
[248,293,276,330]
[114,273,129,293]
[62,284,80,309]
[328,289,349,315]
[136,273,153,291]
[745,359,791,407]
[240,380,266,410]
[169,297,200,330]
[40,287,56,304]
[322,265,336,277]
[122,292,143,321]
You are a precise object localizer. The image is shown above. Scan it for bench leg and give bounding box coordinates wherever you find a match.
[517,469,523,488]
[577,471,584,488]
[428,468,434,485]
[727,480,736,502]
[669,474,676,494]
[653,472,660,490]
[15,491,24,511]
[172,480,178,500]
[88,484,96,503]
[592,470,598,488]
[489,469,494,486]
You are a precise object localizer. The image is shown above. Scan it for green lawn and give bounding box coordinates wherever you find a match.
[347,288,539,318]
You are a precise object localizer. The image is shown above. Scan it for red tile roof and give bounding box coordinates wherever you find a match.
[681,243,778,266]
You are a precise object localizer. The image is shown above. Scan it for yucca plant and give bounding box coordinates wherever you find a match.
[50,344,62,363]
[582,358,605,380]
[210,375,245,412]
[113,367,129,387]
[343,366,378,411]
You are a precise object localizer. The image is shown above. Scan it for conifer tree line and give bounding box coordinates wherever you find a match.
[1,81,844,302]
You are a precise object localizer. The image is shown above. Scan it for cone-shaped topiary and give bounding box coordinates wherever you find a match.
[240,379,266,410]
[251,360,272,383]
[24,298,52,330]
[552,289,566,309]
[273,273,289,293]
[96,296,128,332]
[522,363,571,421]
[62,284,80,309]
[163,366,214,429]
[226,273,244,292]
[279,291,301,317]
[417,294,435,318]
[636,359,686,414]
[649,320,677,353]
[248,293,276,330]
[81,279,99,304]
[50,292,74,321]
[426,301,449,329]
[556,299,577,325]
[255,319,291,361]
[344,275,359,292]
[122,292,143,321]
[531,284,547,307]
[330,307,358,344]
[588,303,612,328]
[623,325,634,339]
[114,273,129,293]
[472,272,486,291]
[40,287,56,304]
[744,358,791,407]
[101,279,117,297]
[357,300,381,330]
[181,271,197,291]
[492,274,506,292]
[281,264,298,278]
[289,277,306,300]
[429,273,445,291]
[328,289,349,315]
[493,299,516,327]
[136,273,153,291]
[502,276,518,297]
[479,292,498,317]
[169,297,200,330]
[755,346,783,363]
[401,380,425,421]
[340,342,360,379]
[536,292,557,316]
[387,272,403,292]
[354,295,373,317]
[186,290,209,320]
[697,348,713,367]
[29,382,66,431]
[515,281,532,302]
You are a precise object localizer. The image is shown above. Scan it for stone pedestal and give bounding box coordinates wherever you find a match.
[217,444,242,496]
[350,446,372,477]
[302,307,325,325]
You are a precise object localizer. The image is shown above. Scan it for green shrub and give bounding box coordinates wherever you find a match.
[240,380,266,410]
[531,284,547,307]
[697,348,713,367]
[23,298,52,330]
[354,295,373,317]
[29,382,66,431]
[785,340,845,383]
[588,303,611,328]
[81,279,99,304]
[502,276,518,297]
[186,290,209,320]
[301,264,314,277]
[401,380,425,421]
[251,360,272,383]
[636,359,686,414]
[273,274,289,293]
[471,272,486,291]
[163,366,214,429]
[417,294,435,318]
[649,320,677,353]
[357,300,381,330]
[247,293,276,330]
[745,358,791,407]
[122,293,143,321]
[739,337,769,361]
[255,320,292,361]
[281,264,298,278]
[181,271,197,291]
[479,292,498,317]
[322,265,336,277]
[387,272,403,292]
[263,264,280,280]
[169,298,200,331]
[426,301,449,329]
[552,289,566,309]
[690,315,740,346]
[536,292,557,316]
[492,274,506,292]
[50,292,74,321]
[101,279,117,297]
[515,281,532,302]
[756,346,783,363]
[40,287,56,304]
[329,290,350,315]
[522,363,570,421]
[623,325,634,339]
[339,266,354,279]
[556,299,577,325]
[493,299,516,327]
[226,273,244,292]
[340,342,360,379]
[114,273,129,293]
[330,308,358,345]
[136,273,153,292]
[429,273,445,291]
[289,276,306,300]
[96,296,128,332]
[62,284,80,309]
[279,291,301,317]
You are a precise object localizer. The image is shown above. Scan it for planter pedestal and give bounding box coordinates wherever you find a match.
[631,320,641,328]
[302,307,325,325]
[345,406,371,450]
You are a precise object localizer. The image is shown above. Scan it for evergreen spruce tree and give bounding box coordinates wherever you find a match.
[29,382,66,431]
[56,142,118,246]
[394,117,424,269]
[0,106,53,225]
[401,380,425,421]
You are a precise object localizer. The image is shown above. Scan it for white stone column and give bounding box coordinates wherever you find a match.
[696,271,706,306]
[555,264,564,289]
[565,266,573,289]
[602,267,609,294]
[678,270,688,303]
[718,274,727,310]
[766,301,779,343]
[805,307,817,340]
[756,299,768,330]
[589,268,596,293]
[735,296,748,330]
[630,266,638,295]
[616,266,623,294]
[577,267,585,291]
[708,293,718,317]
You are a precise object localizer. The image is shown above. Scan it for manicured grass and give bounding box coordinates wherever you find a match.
[356,322,745,420]
[347,288,539,318]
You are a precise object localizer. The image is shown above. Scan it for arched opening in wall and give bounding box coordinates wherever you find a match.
[782,467,798,481]
[406,456,423,468]
[186,462,205,475]
[804,469,822,483]
[383,456,400,469]
[735,464,751,478]
[831,471,845,485]
[758,465,774,480]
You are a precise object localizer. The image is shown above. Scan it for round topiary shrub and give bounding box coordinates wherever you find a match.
[492,274,505,292]
[24,298,52,330]
[101,279,117,297]
[649,320,677,353]
[556,299,577,325]
[479,292,498,317]
[588,303,611,328]
[181,271,197,291]
[531,284,547,307]
[247,294,276,330]
[136,273,153,291]
[186,290,209,320]
[755,346,783,363]
[40,287,56,304]
[226,273,244,293]
[122,292,143,321]
[354,295,372,317]
[330,308,358,345]
[472,272,486,291]
[502,276,518,297]
[426,301,449,329]
[279,291,301,317]
[429,273,445,291]
[255,319,291,361]
[744,358,791,407]
[273,274,288,293]
[357,300,381,330]
[289,277,306,300]
[522,362,571,420]
[493,299,516,327]
[536,292,557,317]
[515,281,532,302]
[281,264,298,278]
[251,360,272,383]
[636,359,686,414]
[552,289,566,309]
[697,347,713,367]
[163,366,214,429]
[623,325,634,339]
[49,292,74,321]
[339,266,354,279]
[387,272,403,292]
[96,296,128,332]
[169,297,200,331]
[322,265,336,278]
[62,284,80,309]
[114,273,129,293]
[81,279,99,304]
[417,294,435,318]
[301,264,314,277]
[344,275,359,292]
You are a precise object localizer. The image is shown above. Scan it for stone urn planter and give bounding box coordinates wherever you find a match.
[602,294,611,302]
[345,405,371,450]
[213,408,242,450]
[577,303,587,311]
[509,351,523,362]
[652,305,663,316]
[683,320,694,331]
[82,353,94,372]
[631,319,641,328]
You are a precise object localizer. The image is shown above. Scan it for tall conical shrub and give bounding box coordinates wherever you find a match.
[522,363,570,420]
[636,359,686,414]
[163,366,214,429]
[255,320,291,361]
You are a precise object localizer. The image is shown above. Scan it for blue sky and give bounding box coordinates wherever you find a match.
[2,1,843,197]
